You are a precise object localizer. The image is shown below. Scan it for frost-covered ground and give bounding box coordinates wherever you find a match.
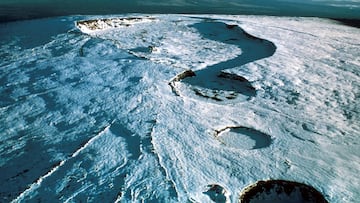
[0,14,359,202]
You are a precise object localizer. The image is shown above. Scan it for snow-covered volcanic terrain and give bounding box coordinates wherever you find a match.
[0,14,359,202]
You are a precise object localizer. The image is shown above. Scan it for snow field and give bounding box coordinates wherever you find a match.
[0,14,359,202]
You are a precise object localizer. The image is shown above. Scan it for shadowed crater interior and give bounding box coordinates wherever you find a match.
[240,180,329,203]
[203,184,229,203]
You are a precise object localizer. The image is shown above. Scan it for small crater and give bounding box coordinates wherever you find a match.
[240,180,328,203]
[203,184,229,203]
[215,127,272,150]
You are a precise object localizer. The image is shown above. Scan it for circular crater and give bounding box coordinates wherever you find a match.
[216,127,272,150]
[176,71,256,103]
[240,180,329,203]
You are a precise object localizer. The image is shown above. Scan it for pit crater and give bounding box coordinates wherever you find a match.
[240,180,329,203]
[215,126,272,150]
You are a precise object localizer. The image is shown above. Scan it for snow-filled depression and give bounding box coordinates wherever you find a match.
[0,14,359,202]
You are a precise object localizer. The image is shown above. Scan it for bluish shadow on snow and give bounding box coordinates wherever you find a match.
[109,122,141,160]
[0,132,58,202]
[0,17,73,49]
[79,37,139,60]
[181,21,276,102]
[109,121,178,201]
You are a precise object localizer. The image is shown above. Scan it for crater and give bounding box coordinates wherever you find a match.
[215,127,272,150]
[203,184,229,203]
[76,16,157,34]
[169,21,276,103]
[240,180,329,203]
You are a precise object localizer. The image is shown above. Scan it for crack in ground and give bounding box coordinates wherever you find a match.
[11,121,114,202]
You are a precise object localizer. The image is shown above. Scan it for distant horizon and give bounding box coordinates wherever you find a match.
[1,0,359,22]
